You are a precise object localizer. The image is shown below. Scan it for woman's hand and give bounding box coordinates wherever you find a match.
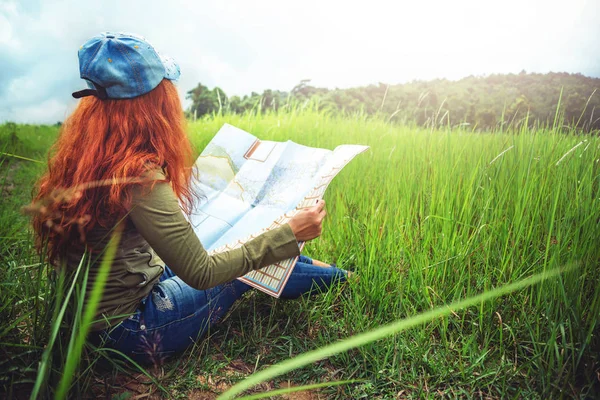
[287,200,327,242]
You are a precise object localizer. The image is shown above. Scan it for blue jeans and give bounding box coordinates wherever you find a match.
[93,255,346,364]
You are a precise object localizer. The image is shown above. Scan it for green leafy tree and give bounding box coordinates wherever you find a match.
[186,83,228,117]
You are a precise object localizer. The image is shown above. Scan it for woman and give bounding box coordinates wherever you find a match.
[31,32,347,363]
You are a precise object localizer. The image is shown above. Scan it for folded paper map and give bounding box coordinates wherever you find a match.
[187,124,369,297]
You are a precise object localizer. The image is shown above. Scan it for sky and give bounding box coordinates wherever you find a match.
[1,0,599,123]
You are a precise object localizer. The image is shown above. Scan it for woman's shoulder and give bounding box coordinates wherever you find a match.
[128,166,171,206]
[139,165,168,181]
[132,168,176,205]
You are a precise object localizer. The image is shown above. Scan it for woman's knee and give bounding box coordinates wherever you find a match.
[297,254,313,264]
[280,262,347,299]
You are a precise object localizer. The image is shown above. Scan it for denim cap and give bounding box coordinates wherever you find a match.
[73,32,180,100]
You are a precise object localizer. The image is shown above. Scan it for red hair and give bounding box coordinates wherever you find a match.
[31,79,195,265]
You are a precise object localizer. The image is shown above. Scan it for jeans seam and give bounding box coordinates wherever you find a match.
[123,307,205,333]
[146,311,198,332]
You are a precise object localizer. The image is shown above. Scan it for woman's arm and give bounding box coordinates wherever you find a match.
[128,178,301,290]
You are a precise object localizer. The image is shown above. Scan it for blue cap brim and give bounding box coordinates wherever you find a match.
[159,53,180,81]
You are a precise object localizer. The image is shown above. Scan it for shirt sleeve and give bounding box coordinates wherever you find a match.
[127,174,301,290]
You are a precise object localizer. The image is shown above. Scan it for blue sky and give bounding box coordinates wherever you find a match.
[1,0,599,123]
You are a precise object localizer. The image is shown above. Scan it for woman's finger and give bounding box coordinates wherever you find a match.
[314,199,326,212]
[319,209,327,220]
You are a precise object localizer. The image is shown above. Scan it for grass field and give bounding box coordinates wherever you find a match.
[1,111,599,399]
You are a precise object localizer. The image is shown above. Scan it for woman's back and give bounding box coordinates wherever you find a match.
[66,214,164,330]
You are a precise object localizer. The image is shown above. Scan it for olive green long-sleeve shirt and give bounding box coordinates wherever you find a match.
[67,171,300,330]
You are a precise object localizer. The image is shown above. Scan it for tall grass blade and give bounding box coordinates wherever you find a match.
[218,265,573,400]
[54,222,123,399]
[29,257,86,400]
[0,152,44,164]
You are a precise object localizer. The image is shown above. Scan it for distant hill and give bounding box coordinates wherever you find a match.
[187,72,600,132]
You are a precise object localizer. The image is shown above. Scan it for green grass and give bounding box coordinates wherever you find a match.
[1,111,599,399]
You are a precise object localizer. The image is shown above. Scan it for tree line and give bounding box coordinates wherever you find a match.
[186,72,600,132]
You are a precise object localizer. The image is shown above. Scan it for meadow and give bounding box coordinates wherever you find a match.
[1,110,599,399]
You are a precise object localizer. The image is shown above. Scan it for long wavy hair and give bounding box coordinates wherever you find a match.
[31,79,195,265]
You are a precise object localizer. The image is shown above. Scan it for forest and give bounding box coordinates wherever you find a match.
[186,72,600,131]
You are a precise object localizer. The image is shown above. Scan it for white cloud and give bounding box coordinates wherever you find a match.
[0,14,20,49]
[0,98,73,124]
